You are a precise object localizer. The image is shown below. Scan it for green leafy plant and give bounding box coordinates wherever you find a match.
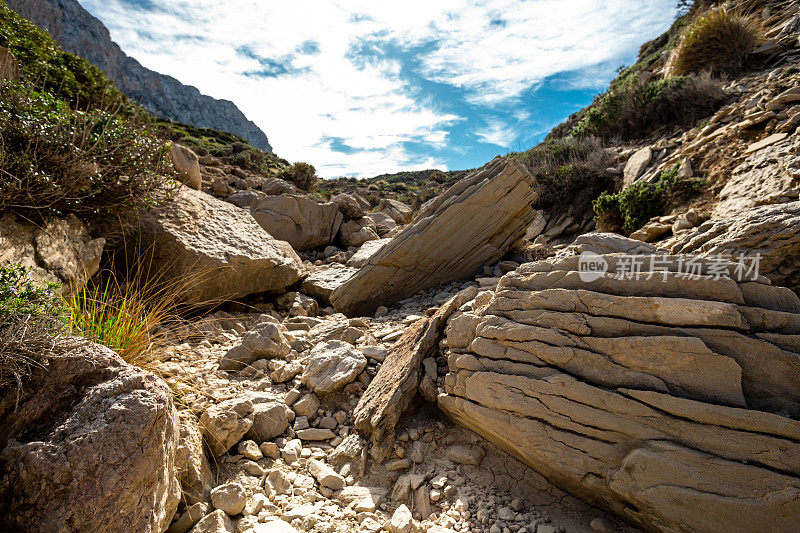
[670,5,761,78]
[0,1,135,113]
[593,162,706,234]
[0,264,67,397]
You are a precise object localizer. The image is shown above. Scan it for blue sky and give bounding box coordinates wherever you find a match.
[79,0,678,178]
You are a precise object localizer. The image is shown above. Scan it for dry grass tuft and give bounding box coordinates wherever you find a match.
[670,6,762,78]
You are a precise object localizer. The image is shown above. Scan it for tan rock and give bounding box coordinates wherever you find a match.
[0,342,180,533]
[137,187,304,303]
[171,143,202,190]
[331,158,539,316]
[622,146,652,186]
[252,194,343,250]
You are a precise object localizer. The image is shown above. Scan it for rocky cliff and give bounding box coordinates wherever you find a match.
[8,0,273,153]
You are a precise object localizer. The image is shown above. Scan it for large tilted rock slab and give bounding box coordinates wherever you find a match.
[138,187,304,303]
[0,341,180,532]
[439,239,800,532]
[330,158,538,316]
[252,194,343,251]
[670,201,800,292]
[353,288,476,459]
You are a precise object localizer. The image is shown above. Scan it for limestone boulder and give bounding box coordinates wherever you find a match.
[261,178,299,196]
[337,218,380,249]
[199,396,254,456]
[622,146,652,186]
[0,342,180,533]
[332,193,365,219]
[378,198,413,224]
[0,212,104,291]
[439,241,800,532]
[251,194,343,250]
[330,158,539,316]
[219,321,291,371]
[137,187,304,303]
[171,143,202,190]
[301,340,367,395]
[176,411,213,505]
[363,211,397,236]
[347,239,390,269]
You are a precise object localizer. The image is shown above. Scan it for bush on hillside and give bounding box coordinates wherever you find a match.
[593,162,706,234]
[0,84,174,226]
[571,73,724,140]
[670,6,761,78]
[514,136,617,215]
[0,1,134,113]
[279,162,318,191]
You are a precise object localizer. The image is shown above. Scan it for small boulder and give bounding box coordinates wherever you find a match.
[332,193,365,219]
[447,445,485,466]
[210,482,246,516]
[199,396,254,456]
[247,401,289,442]
[171,143,202,190]
[378,198,414,224]
[308,459,346,490]
[301,340,368,395]
[388,504,414,533]
[190,509,235,533]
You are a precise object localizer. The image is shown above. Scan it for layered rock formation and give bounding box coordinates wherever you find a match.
[138,186,304,303]
[438,236,800,532]
[8,0,272,152]
[670,200,800,292]
[330,158,539,316]
[0,341,180,532]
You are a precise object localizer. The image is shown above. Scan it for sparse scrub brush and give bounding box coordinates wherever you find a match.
[571,73,724,140]
[0,84,174,227]
[670,6,761,78]
[514,136,617,215]
[279,162,318,191]
[0,265,71,401]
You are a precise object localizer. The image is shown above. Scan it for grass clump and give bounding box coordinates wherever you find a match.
[279,162,318,191]
[571,73,723,140]
[0,85,174,226]
[670,6,761,78]
[0,265,68,399]
[514,136,617,215]
[593,162,706,234]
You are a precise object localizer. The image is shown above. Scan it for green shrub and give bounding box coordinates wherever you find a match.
[571,73,723,140]
[0,1,134,113]
[671,6,761,78]
[0,84,174,226]
[0,264,67,396]
[279,162,318,191]
[514,136,616,214]
[593,163,706,234]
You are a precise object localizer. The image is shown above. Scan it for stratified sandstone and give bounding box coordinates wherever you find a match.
[670,200,800,292]
[330,158,539,316]
[138,187,304,303]
[439,237,800,533]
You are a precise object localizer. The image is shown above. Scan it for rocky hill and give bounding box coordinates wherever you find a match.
[7,0,273,152]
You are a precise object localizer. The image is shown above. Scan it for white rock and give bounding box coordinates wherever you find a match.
[301,340,368,394]
[210,482,246,516]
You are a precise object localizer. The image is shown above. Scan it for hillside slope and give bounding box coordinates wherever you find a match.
[8,0,273,153]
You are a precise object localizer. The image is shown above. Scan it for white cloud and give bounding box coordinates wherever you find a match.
[79,0,675,177]
[474,119,517,147]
